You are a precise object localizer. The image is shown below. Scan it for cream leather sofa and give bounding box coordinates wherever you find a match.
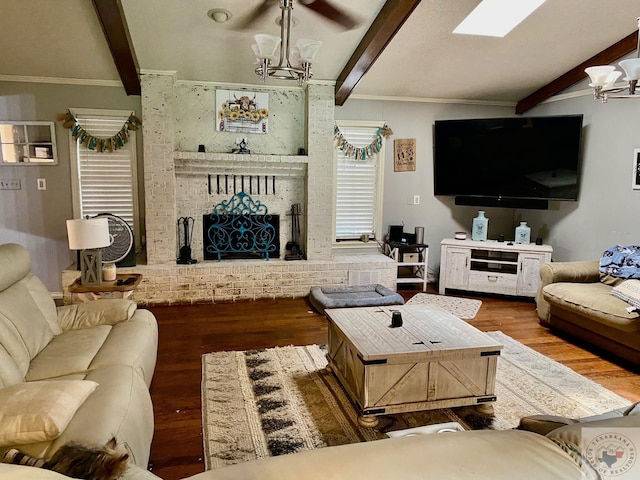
[5,403,639,479]
[0,243,158,468]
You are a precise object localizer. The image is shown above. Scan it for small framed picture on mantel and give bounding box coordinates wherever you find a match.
[394,138,416,172]
[633,149,640,190]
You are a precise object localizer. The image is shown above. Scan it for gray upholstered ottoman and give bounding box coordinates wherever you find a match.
[309,284,404,314]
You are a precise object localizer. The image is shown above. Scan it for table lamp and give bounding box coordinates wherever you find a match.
[66,217,111,286]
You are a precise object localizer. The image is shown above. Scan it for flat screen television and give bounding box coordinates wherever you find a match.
[433,115,584,209]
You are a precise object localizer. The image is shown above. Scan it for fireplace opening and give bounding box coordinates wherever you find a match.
[202,192,280,261]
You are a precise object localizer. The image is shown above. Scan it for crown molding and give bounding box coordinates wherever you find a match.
[347,93,516,107]
[0,74,123,88]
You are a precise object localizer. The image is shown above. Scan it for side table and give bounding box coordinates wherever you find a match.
[68,273,142,303]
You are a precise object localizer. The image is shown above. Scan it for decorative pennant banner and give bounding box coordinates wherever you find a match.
[57,110,141,153]
[333,123,393,160]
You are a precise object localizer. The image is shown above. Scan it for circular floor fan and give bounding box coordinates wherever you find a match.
[95,213,134,265]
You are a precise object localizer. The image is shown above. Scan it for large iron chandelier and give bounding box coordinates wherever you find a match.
[585,17,640,102]
[252,0,322,86]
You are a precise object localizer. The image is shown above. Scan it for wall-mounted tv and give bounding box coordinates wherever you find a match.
[433,115,584,209]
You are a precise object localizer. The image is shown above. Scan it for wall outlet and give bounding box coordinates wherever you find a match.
[0,178,21,190]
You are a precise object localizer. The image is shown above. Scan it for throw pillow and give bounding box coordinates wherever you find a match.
[611,279,640,310]
[0,380,98,446]
[56,299,136,331]
[599,245,640,279]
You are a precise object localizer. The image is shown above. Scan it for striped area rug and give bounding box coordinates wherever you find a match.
[201,333,630,470]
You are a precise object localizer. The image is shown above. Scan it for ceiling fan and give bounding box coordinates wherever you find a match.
[236,0,360,31]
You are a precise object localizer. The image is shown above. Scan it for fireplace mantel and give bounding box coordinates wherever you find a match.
[175,152,308,177]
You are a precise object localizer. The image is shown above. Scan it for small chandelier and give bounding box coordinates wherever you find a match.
[252,0,322,86]
[585,17,640,102]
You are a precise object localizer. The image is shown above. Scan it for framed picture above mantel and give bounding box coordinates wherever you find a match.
[216,89,269,134]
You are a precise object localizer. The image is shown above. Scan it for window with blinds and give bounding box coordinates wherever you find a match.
[69,110,139,240]
[335,125,384,241]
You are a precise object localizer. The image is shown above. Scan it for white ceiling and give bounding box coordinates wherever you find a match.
[1,0,639,105]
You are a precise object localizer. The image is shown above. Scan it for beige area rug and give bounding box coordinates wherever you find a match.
[201,332,631,470]
[405,293,482,319]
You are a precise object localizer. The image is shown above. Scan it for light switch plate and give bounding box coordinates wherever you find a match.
[37,178,46,190]
[0,178,21,190]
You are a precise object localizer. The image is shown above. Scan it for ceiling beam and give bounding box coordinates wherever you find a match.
[334,0,422,106]
[91,0,140,95]
[515,32,638,115]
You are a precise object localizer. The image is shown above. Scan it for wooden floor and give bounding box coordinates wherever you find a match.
[146,287,640,480]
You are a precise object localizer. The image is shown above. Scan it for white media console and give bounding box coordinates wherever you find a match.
[439,238,552,298]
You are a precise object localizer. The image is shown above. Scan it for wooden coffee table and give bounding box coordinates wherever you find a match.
[325,304,502,427]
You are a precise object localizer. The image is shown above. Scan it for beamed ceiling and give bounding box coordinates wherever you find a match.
[0,0,638,113]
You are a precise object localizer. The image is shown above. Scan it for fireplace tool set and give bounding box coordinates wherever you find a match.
[285,203,304,261]
[176,216,197,264]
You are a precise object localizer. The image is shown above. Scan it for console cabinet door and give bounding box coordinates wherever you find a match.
[443,247,470,292]
[516,253,545,297]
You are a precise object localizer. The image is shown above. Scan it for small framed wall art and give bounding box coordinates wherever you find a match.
[633,149,640,190]
[394,138,416,172]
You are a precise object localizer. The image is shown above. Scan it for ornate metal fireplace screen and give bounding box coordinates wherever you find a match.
[203,192,279,261]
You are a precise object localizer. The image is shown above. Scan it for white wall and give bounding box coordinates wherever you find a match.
[0,81,142,291]
[337,92,640,275]
[520,94,640,260]
[335,99,518,273]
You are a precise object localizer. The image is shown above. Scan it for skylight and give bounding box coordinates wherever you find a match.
[453,0,546,38]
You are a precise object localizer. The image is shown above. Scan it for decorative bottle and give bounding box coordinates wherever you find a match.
[515,222,531,244]
[472,211,488,241]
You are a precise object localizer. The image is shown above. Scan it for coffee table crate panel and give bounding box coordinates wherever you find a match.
[326,305,502,417]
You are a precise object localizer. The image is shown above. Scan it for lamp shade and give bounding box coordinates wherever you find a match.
[296,39,322,63]
[66,218,111,250]
[619,58,640,81]
[585,66,617,87]
[253,34,281,60]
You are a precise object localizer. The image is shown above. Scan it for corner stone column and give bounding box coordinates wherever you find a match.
[141,73,177,264]
[305,83,334,260]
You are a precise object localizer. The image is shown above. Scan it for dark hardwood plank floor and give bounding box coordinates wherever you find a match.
[146,287,639,480]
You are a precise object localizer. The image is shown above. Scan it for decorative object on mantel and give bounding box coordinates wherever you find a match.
[208,174,276,195]
[203,192,279,261]
[176,216,197,265]
[585,17,640,102]
[285,203,304,260]
[231,137,250,154]
[216,89,269,134]
[334,123,393,160]
[57,110,140,152]
[393,138,416,172]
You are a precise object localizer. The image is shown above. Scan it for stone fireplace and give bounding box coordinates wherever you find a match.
[63,73,396,305]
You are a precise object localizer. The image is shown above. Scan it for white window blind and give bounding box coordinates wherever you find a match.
[335,126,382,240]
[72,113,136,231]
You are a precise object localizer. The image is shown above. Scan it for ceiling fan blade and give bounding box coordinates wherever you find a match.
[300,0,360,30]
[234,0,278,30]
